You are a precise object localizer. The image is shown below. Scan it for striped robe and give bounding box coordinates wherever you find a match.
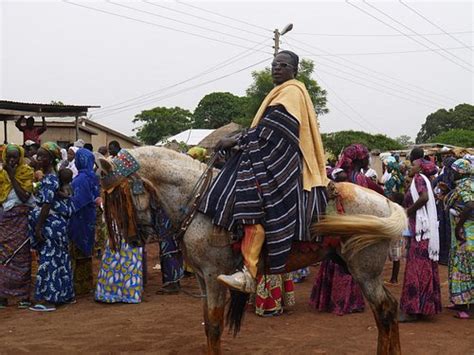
[199,106,327,273]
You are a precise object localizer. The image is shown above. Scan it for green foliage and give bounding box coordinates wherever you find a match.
[416,104,474,143]
[395,135,414,147]
[193,92,247,129]
[241,58,328,127]
[322,131,403,155]
[133,106,193,145]
[50,100,64,105]
[429,129,474,148]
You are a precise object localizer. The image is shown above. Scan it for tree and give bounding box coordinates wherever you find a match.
[133,106,193,145]
[416,103,474,143]
[241,58,328,126]
[429,129,474,148]
[395,135,414,147]
[193,92,247,129]
[322,130,403,156]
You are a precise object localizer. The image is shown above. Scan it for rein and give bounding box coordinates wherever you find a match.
[174,152,219,241]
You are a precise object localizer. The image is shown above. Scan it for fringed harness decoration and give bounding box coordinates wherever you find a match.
[102,150,141,251]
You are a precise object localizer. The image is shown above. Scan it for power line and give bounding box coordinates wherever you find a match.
[93,56,272,120]
[176,0,273,33]
[291,30,473,37]
[286,35,458,104]
[63,1,269,53]
[302,45,473,57]
[107,0,264,46]
[142,1,268,39]
[346,0,473,73]
[399,0,473,52]
[362,1,473,69]
[94,40,269,115]
[315,65,439,110]
[282,39,377,132]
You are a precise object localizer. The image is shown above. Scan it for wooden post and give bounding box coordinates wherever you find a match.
[75,116,79,141]
[3,119,7,144]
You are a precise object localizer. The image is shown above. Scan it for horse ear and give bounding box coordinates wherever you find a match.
[97,157,113,175]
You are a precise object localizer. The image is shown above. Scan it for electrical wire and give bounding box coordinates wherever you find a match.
[362,1,473,68]
[107,0,264,46]
[63,1,269,52]
[93,39,270,115]
[399,0,473,52]
[346,0,472,73]
[142,1,268,39]
[303,45,473,57]
[93,56,272,120]
[175,0,273,33]
[285,35,459,104]
[291,30,473,37]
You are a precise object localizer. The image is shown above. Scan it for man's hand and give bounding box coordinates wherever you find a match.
[35,226,45,246]
[215,136,239,152]
[4,163,16,178]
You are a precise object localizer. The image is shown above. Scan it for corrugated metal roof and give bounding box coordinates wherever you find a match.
[0,100,100,118]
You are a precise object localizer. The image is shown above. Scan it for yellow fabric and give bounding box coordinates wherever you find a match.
[0,144,34,203]
[187,146,208,162]
[251,79,329,190]
[242,224,265,278]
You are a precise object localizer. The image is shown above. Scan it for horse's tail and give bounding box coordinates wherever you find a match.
[226,290,249,337]
[313,201,407,258]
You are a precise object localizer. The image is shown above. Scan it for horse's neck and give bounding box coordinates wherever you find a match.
[133,148,204,223]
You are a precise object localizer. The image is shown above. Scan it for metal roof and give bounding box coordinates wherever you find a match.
[0,100,100,118]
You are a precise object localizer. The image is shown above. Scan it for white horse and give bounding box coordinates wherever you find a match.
[98,146,407,355]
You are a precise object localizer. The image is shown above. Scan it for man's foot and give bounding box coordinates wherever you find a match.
[217,267,256,294]
[454,311,470,319]
[29,303,56,312]
[156,283,180,295]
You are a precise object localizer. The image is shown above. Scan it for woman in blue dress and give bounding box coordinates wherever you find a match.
[29,142,74,312]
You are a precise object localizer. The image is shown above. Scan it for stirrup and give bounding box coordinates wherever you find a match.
[217,266,256,294]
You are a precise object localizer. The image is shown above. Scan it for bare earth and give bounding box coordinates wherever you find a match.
[1,248,472,354]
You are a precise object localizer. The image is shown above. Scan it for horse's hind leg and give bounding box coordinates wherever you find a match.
[345,242,401,355]
[203,273,227,355]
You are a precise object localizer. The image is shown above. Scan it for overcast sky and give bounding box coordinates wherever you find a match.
[1,0,473,141]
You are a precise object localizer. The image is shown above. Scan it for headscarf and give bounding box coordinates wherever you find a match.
[70,148,100,255]
[336,144,369,172]
[41,141,62,166]
[64,146,79,178]
[451,159,472,176]
[74,148,97,179]
[74,139,85,148]
[0,144,34,203]
[413,158,438,177]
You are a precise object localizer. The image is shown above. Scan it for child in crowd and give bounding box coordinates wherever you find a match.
[57,168,73,199]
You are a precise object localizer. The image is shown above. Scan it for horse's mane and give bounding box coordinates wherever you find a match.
[130,146,207,172]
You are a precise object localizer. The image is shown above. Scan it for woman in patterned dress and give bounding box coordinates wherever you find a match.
[29,142,74,312]
[445,159,473,319]
[399,154,442,322]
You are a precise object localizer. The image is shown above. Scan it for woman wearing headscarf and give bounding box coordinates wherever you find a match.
[28,142,74,312]
[69,148,100,296]
[310,144,378,316]
[337,143,384,194]
[433,157,457,265]
[384,161,404,198]
[60,146,78,178]
[399,153,442,322]
[0,144,34,309]
[445,159,473,319]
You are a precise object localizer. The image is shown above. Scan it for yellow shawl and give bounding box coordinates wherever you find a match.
[0,144,34,203]
[251,79,329,190]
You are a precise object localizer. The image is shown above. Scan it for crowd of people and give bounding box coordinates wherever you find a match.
[0,127,184,312]
[0,50,471,325]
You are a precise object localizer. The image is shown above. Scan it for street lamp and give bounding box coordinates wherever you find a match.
[273,23,294,56]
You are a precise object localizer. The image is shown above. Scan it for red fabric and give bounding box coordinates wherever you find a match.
[21,127,46,144]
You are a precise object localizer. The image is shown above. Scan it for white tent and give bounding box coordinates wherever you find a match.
[155,129,214,146]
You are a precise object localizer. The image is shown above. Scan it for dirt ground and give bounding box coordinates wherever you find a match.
[1,247,472,354]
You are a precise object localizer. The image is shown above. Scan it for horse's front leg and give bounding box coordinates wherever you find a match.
[204,273,227,355]
[346,242,401,355]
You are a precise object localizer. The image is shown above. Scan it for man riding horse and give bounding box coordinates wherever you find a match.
[199,50,329,293]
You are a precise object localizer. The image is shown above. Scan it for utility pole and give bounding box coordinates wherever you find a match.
[273,23,294,57]
[273,29,280,57]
